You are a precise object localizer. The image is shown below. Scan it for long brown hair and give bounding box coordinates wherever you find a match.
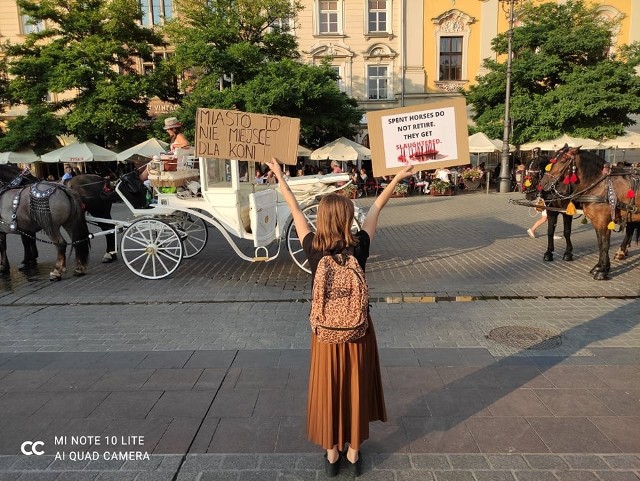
[311,193,359,252]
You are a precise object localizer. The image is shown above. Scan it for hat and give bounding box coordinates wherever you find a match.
[163,117,182,130]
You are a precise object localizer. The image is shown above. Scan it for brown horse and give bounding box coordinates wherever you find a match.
[523,153,576,262]
[0,181,90,280]
[539,147,640,280]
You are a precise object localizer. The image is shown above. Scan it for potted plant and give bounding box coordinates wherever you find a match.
[392,183,409,197]
[431,178,452,196]
[462,168,484,190]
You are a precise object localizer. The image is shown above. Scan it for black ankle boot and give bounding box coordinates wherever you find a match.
[347,452,362,477]
[324,453,340,477]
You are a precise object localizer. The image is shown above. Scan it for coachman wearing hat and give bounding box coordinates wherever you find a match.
[163,117,190,153]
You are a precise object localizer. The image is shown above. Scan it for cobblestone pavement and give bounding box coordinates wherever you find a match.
[0,190,639,480]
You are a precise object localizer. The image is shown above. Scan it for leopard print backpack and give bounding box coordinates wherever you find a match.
[309,253,369,343]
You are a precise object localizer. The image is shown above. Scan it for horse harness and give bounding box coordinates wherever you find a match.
[545,149,639,224]
[0,175,64,235]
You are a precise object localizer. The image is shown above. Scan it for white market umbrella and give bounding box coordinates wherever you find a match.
[310,137,371,162]
[116,138,169,162]
[601,130,640,149]
[520,134,602,151]
[491,138,515,152]
[468,132,502,153]
[41,142,118,163]
[297,145,313,157]
[0,148,40,164]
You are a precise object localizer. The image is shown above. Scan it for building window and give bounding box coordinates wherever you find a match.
[20,15,44,34]
[271,17,293,33]
[367,0,388,33]
[367,65,389,100]
[439,36,462,81]
[140,0,173,27]
[318,0,340,34]
[142,51,174,76]
[329,65,345,92]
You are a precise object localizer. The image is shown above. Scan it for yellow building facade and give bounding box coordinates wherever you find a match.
[0,0,638,122]
[423,0,639,94]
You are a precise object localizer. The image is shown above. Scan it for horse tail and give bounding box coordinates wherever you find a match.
[634,222,640,246]
[66,188,91,265]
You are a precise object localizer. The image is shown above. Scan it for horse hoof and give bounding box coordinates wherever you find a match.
[102,252,117,263]
[19,260,38,271]
[594,272,610,281]
[73,269,86,277]
[562,254,574,261]
[614,250,627,260]
[589,266,600,275]
[543,253,554,262]
[49,275,62,282]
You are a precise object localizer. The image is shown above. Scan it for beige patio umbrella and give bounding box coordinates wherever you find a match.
[0,148,40,164]
[491,138,516,152]
[116,138,169,162]
[310,137,371,162]
[601,130,640,149]
[468,132,499,153]
[41,142,118,163]
[468,133,515,153]
[297,145,313,157]
[520,134,602,151]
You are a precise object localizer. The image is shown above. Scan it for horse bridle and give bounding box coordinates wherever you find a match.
[540,148,577,200]
[522,158,545,196]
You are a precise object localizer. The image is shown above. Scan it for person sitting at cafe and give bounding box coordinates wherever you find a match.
[61,166,75,185]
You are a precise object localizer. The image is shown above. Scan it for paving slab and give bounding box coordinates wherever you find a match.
[1,192,640,479]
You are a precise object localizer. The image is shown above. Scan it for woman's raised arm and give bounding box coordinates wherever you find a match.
[362,165,413,241]
[265,157,311,242]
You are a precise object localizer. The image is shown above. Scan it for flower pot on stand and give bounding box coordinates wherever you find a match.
[463,180,481,191]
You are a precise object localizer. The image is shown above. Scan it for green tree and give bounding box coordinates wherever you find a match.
[0,0,164,153]
[465,0,640,145]
[163,0,362,147]
[178,59,362,147]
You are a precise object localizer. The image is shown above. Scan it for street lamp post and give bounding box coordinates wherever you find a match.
[498,0,516,193]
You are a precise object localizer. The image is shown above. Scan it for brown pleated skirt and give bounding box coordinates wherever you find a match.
[306,318,387,451]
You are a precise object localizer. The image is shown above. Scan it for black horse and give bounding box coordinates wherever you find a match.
[0,165,148,268]
[522,153,576,262]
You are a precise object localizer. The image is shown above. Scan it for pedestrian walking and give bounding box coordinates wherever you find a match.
[527,209,562,239]
[266,157,413,477]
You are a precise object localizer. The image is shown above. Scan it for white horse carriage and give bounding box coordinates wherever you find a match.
[93,153,360,280]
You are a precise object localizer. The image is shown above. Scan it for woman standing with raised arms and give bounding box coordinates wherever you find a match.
[266,157,413,477]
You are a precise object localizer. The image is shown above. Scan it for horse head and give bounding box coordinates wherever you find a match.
[0,164,39,187]
[523,152,550,201]
[538,144,579,199]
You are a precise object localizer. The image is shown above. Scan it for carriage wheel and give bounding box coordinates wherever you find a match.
[120,218,183,279]
[286,203,361,274]
[172,213,208,259]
